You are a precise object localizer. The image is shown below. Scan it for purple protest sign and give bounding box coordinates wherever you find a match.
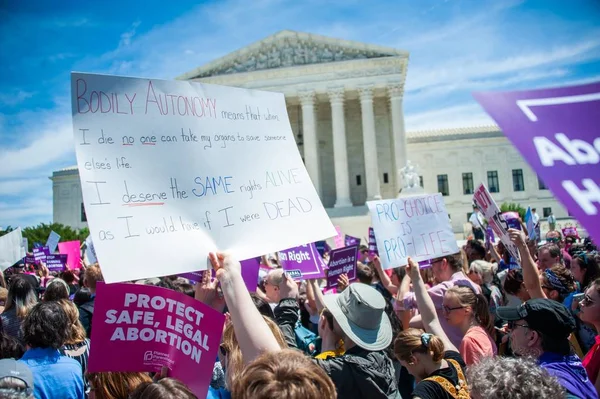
[24,255,36,266]
[279,243,327,280]
[326,245,358,288]
[474,82,600,242]
[45,254,67,271]
[179,257,261,292]
[33,246,49,263]
[87,283,224,399]
[368,228,378,257]
[344,234,360,247]
[501,212,522,231]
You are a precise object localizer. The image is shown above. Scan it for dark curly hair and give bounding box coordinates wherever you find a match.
[22,301,69,349]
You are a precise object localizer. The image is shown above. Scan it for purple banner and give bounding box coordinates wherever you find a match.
[46,254,68,271]
[326,245,358,288]
[368,228,378,257]
[501,212,522,231]
[33,246,49,263]
[179,257,261,292]
[24,255,36,266]
[279,243,327,280]
[474,82,600,242]
[344,234,360,247]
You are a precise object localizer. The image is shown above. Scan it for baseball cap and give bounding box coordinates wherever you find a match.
[496,298,575,340]
[0,359,34,389]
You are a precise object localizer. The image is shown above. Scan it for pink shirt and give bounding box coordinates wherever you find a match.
[403,271,480,348]
[459,325,497,365]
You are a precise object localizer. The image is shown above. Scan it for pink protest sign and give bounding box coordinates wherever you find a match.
[87,283,224,398]
[333,226,344,249]
[326,245,358,289]
[473,184,520,261]
[474,82,600,242]
[58,240,81,269]
[279,243,327,280]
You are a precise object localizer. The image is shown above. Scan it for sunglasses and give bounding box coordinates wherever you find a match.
[507,321,530,330]
[442,305,464,313]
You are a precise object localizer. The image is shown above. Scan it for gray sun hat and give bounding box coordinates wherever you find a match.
[323,283,392,351]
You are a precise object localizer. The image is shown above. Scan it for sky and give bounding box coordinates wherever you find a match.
[1,0,599,228]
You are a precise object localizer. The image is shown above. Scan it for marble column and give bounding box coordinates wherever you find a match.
[388,82,408,192]
[358,85,382,200]
[328,87,352,207]
[298,90,321,197]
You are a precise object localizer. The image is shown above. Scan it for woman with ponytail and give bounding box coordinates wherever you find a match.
[444,285,497,365]
[394,257,470,399]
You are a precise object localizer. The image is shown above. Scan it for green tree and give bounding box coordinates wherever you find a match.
[21,223,89,252]
[500,202,526,220]
[0,226,15,238]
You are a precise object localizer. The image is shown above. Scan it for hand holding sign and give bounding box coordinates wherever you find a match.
[279,273,299,300]
[194,271,224,312]
[405,257,420,281]
[208,252,241,281]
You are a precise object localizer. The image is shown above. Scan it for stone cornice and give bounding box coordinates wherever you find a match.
[407,125,503,143]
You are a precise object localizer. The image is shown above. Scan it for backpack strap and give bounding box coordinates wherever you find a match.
[423,358,470,399]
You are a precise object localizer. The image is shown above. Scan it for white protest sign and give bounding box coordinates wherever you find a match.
[0,228,26,271]
[71,73,335,283]
[367,194,459,269]
[85,235,98,265]
[473,183,520,261]
[46,230,61,253]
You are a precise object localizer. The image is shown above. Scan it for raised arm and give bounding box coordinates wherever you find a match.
[405,257,458,352]
[210,252,281,362]
[508,229,545,299]
[307,279,326,313]
[373,256,398,295]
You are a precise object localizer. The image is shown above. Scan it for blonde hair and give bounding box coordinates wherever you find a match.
[5,276,38,319]
[222,316,287,388]
[447,285,494,338]
[469,260,498,285]
[231,349,336,399]
[394,328,445,362]
[84,265,104,289]
[57,299,87,344]
[87,372,152,399]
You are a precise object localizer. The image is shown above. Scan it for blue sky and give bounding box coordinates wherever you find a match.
[1,0,599,228]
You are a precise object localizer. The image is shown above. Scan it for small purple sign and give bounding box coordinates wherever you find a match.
[326,245,358,288]
[368,228,378,257]
[46,254,67,271]
[344,234,360,247]
[474,82,600,243]
[502,212,522,231]
[33,246,49,263]
[179,257,261,292]
[24,255,36,266]
[279,243,327,280]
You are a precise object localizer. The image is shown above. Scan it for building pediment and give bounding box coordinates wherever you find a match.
[178,30,408,80]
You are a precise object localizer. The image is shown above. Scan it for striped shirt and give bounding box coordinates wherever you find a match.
[61,339,91,394]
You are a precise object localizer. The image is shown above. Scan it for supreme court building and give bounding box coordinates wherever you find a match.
[53,30,571,238]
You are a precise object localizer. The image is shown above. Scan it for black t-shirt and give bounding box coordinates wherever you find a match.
[411,351,467,399]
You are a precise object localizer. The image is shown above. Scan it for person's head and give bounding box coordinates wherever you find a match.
[171,281,194,298]
[56,299,87,345]
[22,301,69,349]
[571,252,600,289]
[467,260,497,286]
[250,293,275,319]
[465,240,486,263]
[578,278,600,328]
[221,316,287,388]
[231,349,336,399]
[317,308,339,341]
[355,262,373,285]
[532,208,537,214]
[537,244,562,270]
[358,245,369,263]
[503,269,530,302]
[73,287,92,307]
[0,359,34,399]
[444,285,493,336]
[87,372,152,399]
[43,278,70,302]
[429,253,462,283]
[83,265,104,293]
[390,267,405,287]
[5,276,37,319]
[394,329,445,380]
[497,298,575,358]
[467,356,565,399]
[539,265,576,303]
[322,283,392,351]
[264,269,284,303]
[61,270,76,285]
[128,378,196,399]
[545,230,563,248]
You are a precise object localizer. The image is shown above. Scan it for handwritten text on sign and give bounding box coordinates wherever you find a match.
[367,194,458,269]
[71,73,335,283]
[473,184,520,261]
[87,283,224,399]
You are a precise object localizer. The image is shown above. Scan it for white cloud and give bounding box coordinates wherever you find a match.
[405,103,495,131]
[118,20,141,48]
[0,198,52,226]
[0,178,50,196]
[0,90,35,106]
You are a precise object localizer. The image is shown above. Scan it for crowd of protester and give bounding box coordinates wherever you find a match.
[0,222,598,398]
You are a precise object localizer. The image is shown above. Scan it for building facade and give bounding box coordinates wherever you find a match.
[51,30,570,237]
